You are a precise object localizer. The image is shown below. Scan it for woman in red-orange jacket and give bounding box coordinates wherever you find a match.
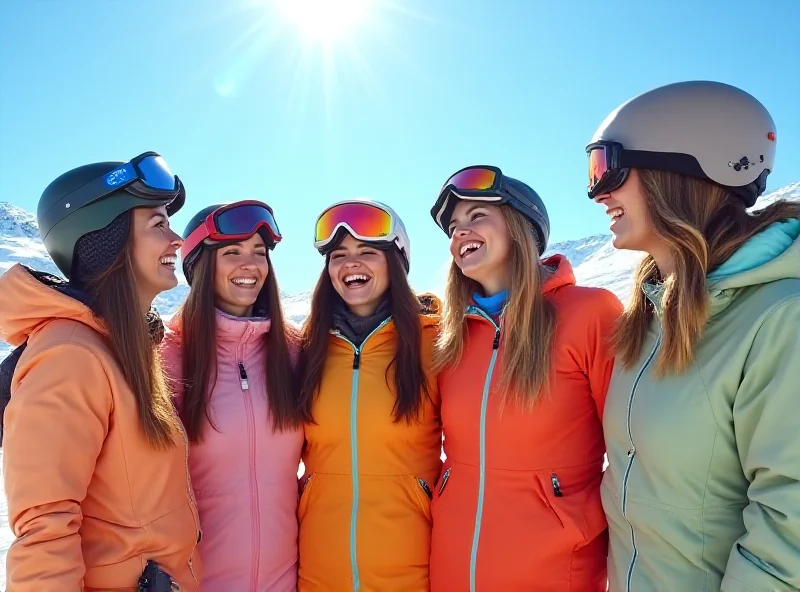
[428,166,623,591]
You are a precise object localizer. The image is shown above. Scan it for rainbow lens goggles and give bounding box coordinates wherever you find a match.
[182,200,281,260]
[315,200,394,250]
[431,165,527,234]
[313,199,410,270]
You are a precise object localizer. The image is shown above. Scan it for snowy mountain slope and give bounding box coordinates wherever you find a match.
[1,180,799,359]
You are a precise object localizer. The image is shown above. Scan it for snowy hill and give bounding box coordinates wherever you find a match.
[2,181,799,359]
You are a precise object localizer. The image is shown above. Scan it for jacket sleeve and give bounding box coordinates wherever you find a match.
[581,288,623,422]
[3,342,111,591]
[721,299,800,592]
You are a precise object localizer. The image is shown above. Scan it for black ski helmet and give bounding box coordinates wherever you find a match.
[37,154,185,278]
[431,169,551,254]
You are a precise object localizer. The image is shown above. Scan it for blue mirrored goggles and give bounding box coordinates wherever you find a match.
[39,151,185,231]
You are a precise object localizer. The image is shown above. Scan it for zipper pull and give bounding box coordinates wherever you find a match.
[417,478,433,499]
[551,473,563,497]
[492,329,501,350]
[353,350,361,370]
[438,467,452,496]
[238,361,249,390]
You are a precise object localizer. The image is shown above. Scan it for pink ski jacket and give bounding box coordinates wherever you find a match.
[161,309,304,592]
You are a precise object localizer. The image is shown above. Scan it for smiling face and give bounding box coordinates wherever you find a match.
[328,233,390,317]
[213,233,269,317]
[130,205,183,308]
[592,168,659,253]
[448,201,511,295]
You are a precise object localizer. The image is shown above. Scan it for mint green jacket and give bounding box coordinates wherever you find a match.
[602,219,800,592]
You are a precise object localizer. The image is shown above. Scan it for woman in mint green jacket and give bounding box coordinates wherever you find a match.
[586,80,800,591]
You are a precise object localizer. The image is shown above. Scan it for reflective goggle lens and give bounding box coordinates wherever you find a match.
[444,167,497,192]
[587,144,630,198]
[215,204,281,239]
[315,202,393,243]
[588,146,609,193]
[138,155,178,190]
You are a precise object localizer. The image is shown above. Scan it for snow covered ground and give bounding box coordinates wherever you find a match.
[0,180,797,585]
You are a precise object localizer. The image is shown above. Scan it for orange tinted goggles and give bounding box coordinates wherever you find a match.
[314,201,394,249]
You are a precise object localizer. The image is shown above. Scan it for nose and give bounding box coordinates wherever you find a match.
[239,252,260,269]
[168,228,184,247]
[592,192,610,204]
[343,256,362,268]
[451,225,471,238]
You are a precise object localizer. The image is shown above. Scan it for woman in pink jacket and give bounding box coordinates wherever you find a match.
[161,200,304,591]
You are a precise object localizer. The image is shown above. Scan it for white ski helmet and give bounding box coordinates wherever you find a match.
[587,80,777,207]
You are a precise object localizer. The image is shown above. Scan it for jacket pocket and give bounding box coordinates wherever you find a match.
[534,468,607,546]
[407,475,433,522]
[298,472,316,522]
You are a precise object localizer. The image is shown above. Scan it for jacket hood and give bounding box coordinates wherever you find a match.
[0,264,103,347]
[541,254,577,294]
[707,218,800,291]
[417,292,442,328]
[643,218,800,315]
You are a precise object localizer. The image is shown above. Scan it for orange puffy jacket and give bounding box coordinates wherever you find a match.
[298,295,443,592]
[429,255,622,591]
[0,264,202,591]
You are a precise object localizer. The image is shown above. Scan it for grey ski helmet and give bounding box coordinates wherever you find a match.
[37,152,185,278]
[587,80,777,206]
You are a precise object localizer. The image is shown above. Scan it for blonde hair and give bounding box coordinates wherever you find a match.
[616,169,800,376]
[435,205,557,410]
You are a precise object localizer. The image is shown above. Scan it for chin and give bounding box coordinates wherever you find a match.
[458,264,485,284]
[151,275,178,294]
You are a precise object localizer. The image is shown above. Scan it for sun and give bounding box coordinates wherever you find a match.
[272,0,372,45]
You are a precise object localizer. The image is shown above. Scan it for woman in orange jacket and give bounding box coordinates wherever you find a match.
[0,153,201,590]
[296,198,442,591]
[428,166,623,591]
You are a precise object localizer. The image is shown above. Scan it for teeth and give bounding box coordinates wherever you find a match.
[232,277,257,285]
[608,208,625,220]
[160,256,176,266]
[460,242,482,256]
[344,274,370,284]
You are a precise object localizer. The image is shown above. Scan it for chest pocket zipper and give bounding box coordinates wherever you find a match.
[438,467,452,496]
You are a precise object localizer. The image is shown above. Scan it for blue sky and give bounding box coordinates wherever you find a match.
[1,0,798,294]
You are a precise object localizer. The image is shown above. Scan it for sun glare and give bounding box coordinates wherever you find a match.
[273,0,372,44]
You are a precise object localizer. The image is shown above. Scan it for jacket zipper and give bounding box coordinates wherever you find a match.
[237,326,261,592]
[333,318,391,592]
[466,306,501,592]
[621,329,662,592]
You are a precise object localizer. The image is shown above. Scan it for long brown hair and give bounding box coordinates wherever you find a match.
[84,221,179,450]
[615,168,800,376]
[435,205,557,411]
[175,248,301,443]
[297,247,430,424]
